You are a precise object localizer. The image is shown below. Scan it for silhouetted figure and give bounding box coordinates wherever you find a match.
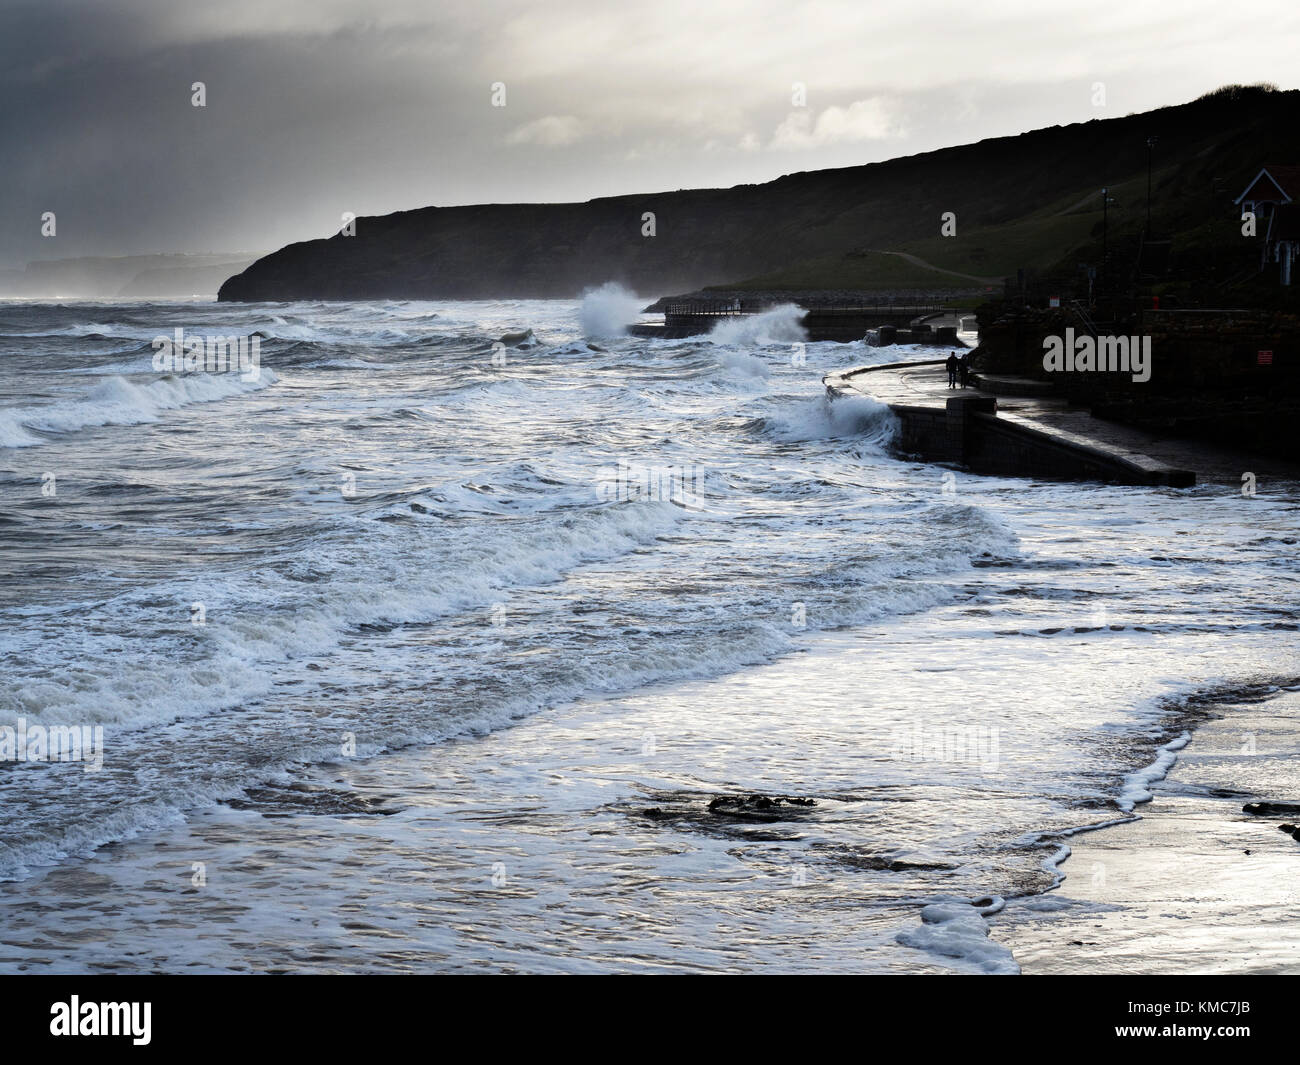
[959,351,972,388]
[946,352,959,388]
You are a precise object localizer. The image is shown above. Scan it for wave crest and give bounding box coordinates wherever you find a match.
[707,304,808,346]
[0,370,278,447]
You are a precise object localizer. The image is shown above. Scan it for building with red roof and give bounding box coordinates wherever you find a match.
[1236,166,1300,284]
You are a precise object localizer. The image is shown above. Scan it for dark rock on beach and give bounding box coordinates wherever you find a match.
[706,793,817,821]
[496,329,536,347]
[1243,801,1300,816]
[849,855,957,872]
[221,781,403,818]
[629,791,821,838]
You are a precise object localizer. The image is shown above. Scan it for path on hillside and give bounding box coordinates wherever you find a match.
[1054,189,1104,216]
[872,249,1003,285]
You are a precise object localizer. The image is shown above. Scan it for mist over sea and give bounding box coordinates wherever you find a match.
[1,295,1297,973]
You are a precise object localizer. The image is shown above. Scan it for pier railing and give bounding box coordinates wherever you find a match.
[664,300,951,318]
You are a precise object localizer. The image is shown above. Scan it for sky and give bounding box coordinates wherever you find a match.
[2,0,1299,268]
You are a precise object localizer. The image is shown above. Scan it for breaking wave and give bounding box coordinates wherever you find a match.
[707,303,808,346]
[755,393,900,445]
[0,370,278,447]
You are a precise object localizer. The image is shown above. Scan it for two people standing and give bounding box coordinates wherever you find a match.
[946,351,972,389]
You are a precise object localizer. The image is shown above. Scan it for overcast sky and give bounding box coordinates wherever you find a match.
[2,0,1298,268]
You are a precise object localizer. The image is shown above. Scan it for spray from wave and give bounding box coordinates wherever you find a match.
[580,282,644,340]
[707,304,808,346]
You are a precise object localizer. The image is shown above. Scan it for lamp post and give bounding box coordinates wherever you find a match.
[1146,136,1158,236]
[1102,186,1109,298]
[1098,188,1119,300]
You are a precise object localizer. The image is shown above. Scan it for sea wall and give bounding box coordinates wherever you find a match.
[889,397,1193,484]
[825,375,1195,486]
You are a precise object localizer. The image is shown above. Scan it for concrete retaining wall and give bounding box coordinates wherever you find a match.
[826,369,1194,485]
[890,397,1193,485]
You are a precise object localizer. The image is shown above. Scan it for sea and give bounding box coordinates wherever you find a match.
[1,290,1297,973]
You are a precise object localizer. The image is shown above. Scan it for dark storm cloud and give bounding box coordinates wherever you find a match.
[0,1,496,265]
[1,0,1297,268]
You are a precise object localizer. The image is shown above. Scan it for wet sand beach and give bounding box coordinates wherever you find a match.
[997,686,1300,974]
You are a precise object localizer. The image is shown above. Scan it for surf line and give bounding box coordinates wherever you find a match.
[1027,729,1192,890]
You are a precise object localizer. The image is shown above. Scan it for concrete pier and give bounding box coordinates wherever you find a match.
[631,300,957,342]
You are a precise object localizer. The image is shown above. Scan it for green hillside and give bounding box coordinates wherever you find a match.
[723,85,1300,305]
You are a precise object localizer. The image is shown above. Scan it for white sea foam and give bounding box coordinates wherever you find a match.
[0,410,40,447]
[579,282,644,340]
[896,901,1020,975]
[1118,730,1191,812]
[707,303,807,346]
[3,297,1298,971]
[0,370,278,446]
[761,393,900,444]
[8,500,685,730]
[304,357,399,370]
[714,349,771,378]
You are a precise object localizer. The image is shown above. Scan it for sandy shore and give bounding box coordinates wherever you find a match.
[994,686,1300,974]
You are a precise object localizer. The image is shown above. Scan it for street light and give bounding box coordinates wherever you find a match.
[1146,136,1158,236]
[1100,187,1119,299]
[1102,187,1109,296]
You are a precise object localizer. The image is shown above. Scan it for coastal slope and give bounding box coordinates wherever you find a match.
[218,88,1300,302]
